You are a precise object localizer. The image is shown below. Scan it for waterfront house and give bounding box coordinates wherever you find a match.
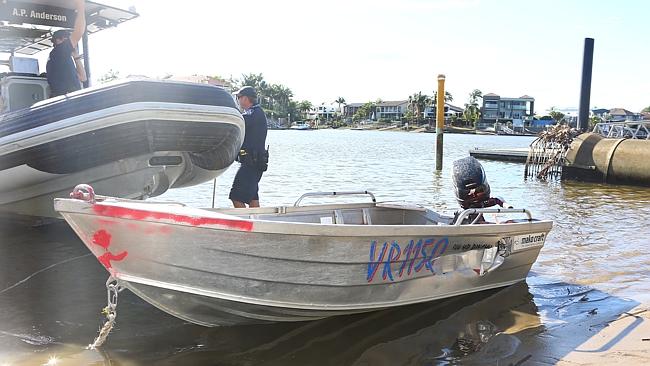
[343,103,365,118]
[309,104,337,121]
[375,100,408,121]
[591,108,610,118]
[424,103,464,122]
[481,93,535,127]
[608,108,641,122]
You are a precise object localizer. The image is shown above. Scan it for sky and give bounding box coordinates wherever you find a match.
[32,0,650,112]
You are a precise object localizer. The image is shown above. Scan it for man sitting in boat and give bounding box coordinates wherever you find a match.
[229,86,269,208]
[46,0,87,97]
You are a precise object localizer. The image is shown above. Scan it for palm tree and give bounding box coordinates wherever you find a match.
[469,89,482,105]
[432,91,454,104]
[463,89,483,128]
[408,92,430,125]
[334,97,346,119]
[239,73,265,90]
[463,104,481,127]
[238,73,269,107]
[298,100,313,120]
[267,84,283,110]
[407,94,417,124]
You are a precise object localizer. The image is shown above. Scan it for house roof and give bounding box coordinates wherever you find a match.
[483,93,500,98]
[519,95,534,100]
[592,108,610,114]
[501,96,534,101]
[447,103,464,112]
[377,100,408,107]
[345,103,365,108]
[609,108,636,116]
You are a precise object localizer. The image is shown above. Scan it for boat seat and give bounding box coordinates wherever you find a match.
[334,210,345,224]
[362,208,372,225]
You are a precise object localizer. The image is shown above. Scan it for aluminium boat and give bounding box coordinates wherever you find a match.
[55,186,553,326]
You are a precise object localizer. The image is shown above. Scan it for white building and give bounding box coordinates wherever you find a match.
[308,104,337,120]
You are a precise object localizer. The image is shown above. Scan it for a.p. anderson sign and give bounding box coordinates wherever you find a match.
[0,0,76,28]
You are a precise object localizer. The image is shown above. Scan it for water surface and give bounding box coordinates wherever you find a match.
[1,130,648,365]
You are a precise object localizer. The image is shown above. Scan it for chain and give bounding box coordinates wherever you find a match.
[87,276,122,350]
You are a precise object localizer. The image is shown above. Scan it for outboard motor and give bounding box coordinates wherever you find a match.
[452,156,491,209]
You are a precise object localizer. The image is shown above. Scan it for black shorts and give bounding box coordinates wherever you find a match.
[229,164,264,204]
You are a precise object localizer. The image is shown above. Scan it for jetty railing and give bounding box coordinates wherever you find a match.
[592,121,650,140]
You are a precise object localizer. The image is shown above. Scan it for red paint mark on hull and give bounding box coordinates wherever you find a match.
[92,229,112,249]
[97,251,128,269]
[90,229,128,270]
[92,204,253,231]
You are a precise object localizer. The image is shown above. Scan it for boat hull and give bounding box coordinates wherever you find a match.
[0,79,244,217]
[55,198,552,326]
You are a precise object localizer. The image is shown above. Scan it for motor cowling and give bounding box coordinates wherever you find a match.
[452,156,491,209]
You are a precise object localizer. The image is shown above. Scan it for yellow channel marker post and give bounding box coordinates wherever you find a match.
[435,74,446,170]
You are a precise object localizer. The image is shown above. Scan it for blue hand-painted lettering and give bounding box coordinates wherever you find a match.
[367,237,450,283]
[366,241,388,282]
[382,242,402,281]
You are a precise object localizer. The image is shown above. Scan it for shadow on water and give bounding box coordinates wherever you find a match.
[0,219,640,365]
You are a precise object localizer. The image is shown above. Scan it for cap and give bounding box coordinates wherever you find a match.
[234,86,257,99]
[52,29,71,39]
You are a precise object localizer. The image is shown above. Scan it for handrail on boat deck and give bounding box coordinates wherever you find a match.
[293,191,377,207]
[454,208,532,226]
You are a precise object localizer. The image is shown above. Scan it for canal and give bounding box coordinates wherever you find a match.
[1,130,648,365]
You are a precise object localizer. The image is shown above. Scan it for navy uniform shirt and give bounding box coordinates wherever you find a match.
[46,39,81,97]
[241,104,268,153]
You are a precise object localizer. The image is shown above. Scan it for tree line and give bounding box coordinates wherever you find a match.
[352,89,484,128]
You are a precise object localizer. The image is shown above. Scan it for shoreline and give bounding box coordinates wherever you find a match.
[270,125,538,136]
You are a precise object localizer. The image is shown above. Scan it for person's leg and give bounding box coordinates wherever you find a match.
[229,166,253,208]
[249,183,260,207]
[231,200,247,208]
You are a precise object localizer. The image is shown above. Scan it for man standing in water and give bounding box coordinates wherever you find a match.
[47,0,87,97]
[230,86,268,208]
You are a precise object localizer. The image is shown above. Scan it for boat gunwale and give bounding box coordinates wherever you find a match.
[54,198,553,237]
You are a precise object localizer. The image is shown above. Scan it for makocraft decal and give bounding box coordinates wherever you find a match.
[509,233,546,251]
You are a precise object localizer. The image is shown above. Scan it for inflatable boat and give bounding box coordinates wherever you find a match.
[1,1,244,217]
[0,78,244,217]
